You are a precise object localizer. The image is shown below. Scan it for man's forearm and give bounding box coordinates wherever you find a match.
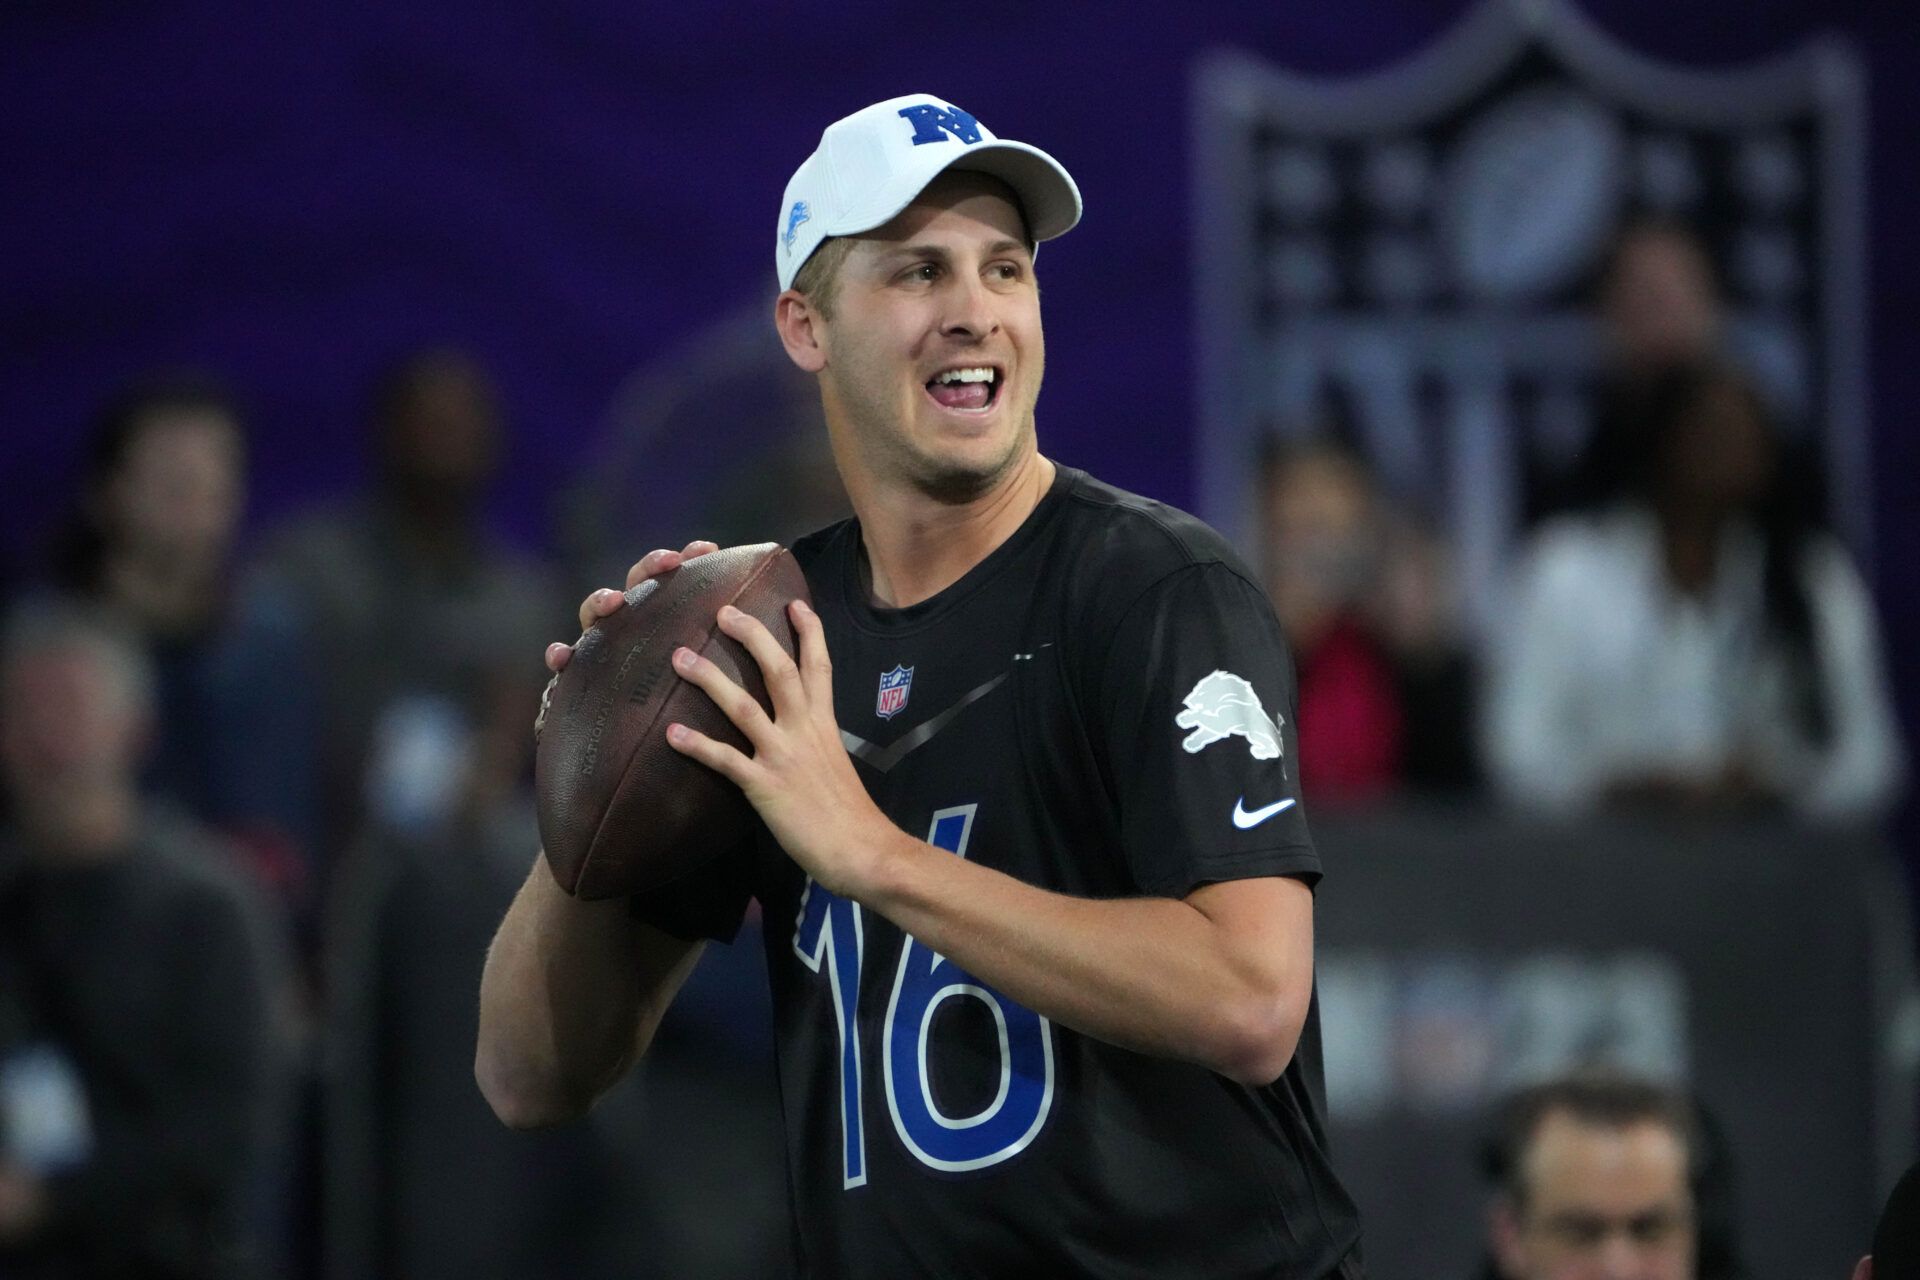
[476,855,699,1128]
[856,828,1313,1085]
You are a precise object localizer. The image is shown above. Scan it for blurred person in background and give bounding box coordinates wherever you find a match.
[1260,435,1403,803]
[243,350,555,1273]
[47,373,319,930]
[1260,430,1480,803]
[1477,1072,1743,1280]
[323,664,688,1280]
[254,348,566,1275]
[1533,220,1723,525]
[0,602,290,1279]
[256,348,555,869]
[1485,361,1904,818]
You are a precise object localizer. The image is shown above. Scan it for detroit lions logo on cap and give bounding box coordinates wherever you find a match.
[783,200,811,254]
[1175,670,1284,761]
[897,102,983,146]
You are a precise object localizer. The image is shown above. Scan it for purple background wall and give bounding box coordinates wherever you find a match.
[3,2,1914,816]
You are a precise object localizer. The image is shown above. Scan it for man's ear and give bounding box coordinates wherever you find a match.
[1488,1196,1527,1279]
[774,290,827,373]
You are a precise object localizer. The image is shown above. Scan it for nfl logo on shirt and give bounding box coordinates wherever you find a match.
[876,665,914,720]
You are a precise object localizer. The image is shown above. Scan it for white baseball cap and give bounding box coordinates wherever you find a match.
[775,93,1083,291]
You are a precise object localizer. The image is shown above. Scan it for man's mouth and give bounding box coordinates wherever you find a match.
[924,365,1001,412]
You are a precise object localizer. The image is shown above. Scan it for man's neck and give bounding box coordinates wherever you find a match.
[854,451,1056,609]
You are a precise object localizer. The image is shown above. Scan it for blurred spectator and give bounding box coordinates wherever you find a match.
[1477,1072,1744,1280]
[1533,220,1725,525]
[324,749,660,1279]
[251,349,561,1273]
[254,349,556,867]
[1377,506,1483,795]
[1260,433,1480,802]
[48,373,320,918]
[0,602,290,1279]
[1261,436,1403,802]
[1486,362,1905,818]
[1856,1162,1920,1280]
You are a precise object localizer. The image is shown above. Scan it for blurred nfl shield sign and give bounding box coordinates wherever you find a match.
[1191,0,1869,633]
[876,664,913,720]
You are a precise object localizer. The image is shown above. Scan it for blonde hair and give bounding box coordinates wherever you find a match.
[791,236,856,319]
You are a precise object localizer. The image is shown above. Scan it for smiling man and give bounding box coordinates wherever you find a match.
[478,93,1363,1278]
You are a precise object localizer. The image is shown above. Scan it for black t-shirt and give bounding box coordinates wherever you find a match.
[639,465,1363,1278]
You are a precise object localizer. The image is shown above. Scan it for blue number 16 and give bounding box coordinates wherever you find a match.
[791,804,1056,1188]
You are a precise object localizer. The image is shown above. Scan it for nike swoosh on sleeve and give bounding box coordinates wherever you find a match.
[1231,796,1297,829]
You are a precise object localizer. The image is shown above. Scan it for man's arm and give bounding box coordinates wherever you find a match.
[667,599,1315,1086]
[476,540,724,1130]
[866,845,1314,1086]
[475,857,703,1129]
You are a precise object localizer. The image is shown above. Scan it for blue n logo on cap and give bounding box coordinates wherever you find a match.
[897,103,983,146]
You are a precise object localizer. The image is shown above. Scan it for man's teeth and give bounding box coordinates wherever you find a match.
[933,367,995,385]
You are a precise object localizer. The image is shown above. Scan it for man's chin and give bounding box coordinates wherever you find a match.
[908,438,1031,506]
[915,465,1001,506]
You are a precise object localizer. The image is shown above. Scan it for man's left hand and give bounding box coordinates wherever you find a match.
[665,600,896,897]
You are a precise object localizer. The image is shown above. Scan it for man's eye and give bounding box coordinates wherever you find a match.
[1545,1216,1608,1247]
[1629,1212,1686,1242]
[904,264,939,283]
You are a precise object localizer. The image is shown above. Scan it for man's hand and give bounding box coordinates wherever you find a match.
[664,600,895,897]
[536,541,719,737]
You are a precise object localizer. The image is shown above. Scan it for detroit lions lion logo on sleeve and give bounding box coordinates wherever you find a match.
[1175,670,1284,761]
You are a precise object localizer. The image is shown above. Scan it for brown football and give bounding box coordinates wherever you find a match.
[535,543,810,900]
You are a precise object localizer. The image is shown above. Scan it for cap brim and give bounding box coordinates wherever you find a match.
[941,141,1082,243]
[826,139,1083,246]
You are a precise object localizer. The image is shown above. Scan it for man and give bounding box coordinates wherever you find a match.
[54,373,319,931]
[1480,1073,1738,1280]
[478,93,1362,1276]
[0,602,288,1278]
[257,348,556,860]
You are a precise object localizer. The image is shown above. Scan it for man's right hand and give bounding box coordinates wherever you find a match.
[536,540,719,737]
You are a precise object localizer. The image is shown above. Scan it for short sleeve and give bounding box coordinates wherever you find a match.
[1088,562,1321,897]
[627,835,758,943]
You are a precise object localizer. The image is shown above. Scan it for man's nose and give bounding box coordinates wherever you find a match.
[939,273,999,341]
[1591,1234,1647,1280]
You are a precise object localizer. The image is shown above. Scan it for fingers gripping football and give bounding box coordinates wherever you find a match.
[671,634,776,756]
[725,602,809,719]
[554,541,723,669]
[623,540,720,592]
[664,598,882,895]
[535,540,721,739]
[665,603,804,775]
[666,598,811,770]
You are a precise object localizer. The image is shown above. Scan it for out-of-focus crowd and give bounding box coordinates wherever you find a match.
[0,220,1909,1279]
[0,352,588,1278]
[1257,220,1905,817]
